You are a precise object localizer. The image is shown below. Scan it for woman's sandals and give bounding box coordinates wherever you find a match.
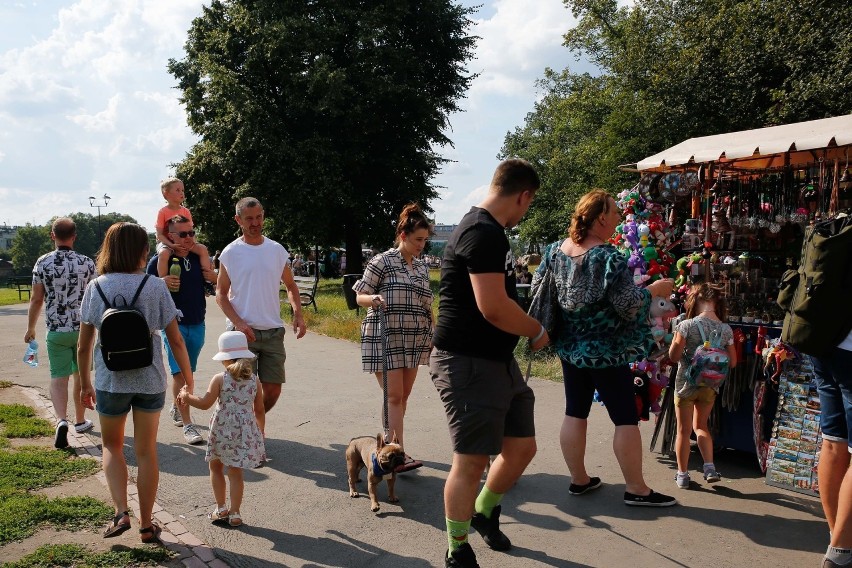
[103,510,131,538]
[139,522,163,544]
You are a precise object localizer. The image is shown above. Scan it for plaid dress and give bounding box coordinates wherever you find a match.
[353,249,433,373]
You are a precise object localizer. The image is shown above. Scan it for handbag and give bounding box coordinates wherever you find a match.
[527,243,561,337]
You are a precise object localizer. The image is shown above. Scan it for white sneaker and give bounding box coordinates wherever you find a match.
[74,419,94,434]
[675,473,691,489]
[703,468,722,483]
[169,404,183,427]
[183,424,203,445]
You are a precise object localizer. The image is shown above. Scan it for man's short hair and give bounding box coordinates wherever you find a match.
[167,215,192,233]
[51,217,76,240]
[490,158,540,196]
[236,197,263,217]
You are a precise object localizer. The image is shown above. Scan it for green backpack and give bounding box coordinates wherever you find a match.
[777,214,852,357]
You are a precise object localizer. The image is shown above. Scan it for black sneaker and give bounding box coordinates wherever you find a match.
[624,489,678,507]
[446,543,480,568]
[569,476,602,495]
[470,505,511,551]
[54,420,69,449]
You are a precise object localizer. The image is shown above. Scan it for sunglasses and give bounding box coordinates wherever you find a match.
[169,230,196,238]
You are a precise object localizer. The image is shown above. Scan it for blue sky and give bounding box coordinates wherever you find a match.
[0,0,595,232]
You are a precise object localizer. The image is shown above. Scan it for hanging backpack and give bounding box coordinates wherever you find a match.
[685,322,730,389]
[94,275,154,371]
[777,215,852,357]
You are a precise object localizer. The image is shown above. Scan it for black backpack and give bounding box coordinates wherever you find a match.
[94,275,154,371]
[777,215,852,357]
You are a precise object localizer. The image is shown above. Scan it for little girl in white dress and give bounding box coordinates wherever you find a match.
[179,331,265,527]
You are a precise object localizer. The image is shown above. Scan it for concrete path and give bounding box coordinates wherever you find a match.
[1,298,828,567]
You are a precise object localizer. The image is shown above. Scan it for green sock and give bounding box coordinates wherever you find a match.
[474,485,504,519]
[446,517,470,555]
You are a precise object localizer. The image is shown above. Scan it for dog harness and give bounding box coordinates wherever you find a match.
[371,452,393,480]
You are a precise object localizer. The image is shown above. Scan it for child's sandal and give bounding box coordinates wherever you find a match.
[139,522,163,544]
[207,505,229,523]
[228,512,243,527]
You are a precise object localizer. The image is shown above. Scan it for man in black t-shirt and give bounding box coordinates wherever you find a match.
[430,159,549,568]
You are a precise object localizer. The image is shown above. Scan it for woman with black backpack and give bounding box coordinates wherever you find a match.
[76,222,194,545]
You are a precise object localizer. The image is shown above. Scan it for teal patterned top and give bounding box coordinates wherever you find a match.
[534,241,653,368]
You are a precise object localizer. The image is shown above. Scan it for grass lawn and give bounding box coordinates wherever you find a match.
[0,287,29,307]
[0,384,173,566]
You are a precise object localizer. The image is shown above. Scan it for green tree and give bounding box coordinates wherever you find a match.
[10,224,51,275]
[505,0,852,243]
[63,212,138,259]
[169,0,477,274]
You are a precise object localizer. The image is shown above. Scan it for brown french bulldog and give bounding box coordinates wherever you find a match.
[346,433,406,512]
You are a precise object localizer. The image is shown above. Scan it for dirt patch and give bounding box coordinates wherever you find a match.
[0,384,182,567]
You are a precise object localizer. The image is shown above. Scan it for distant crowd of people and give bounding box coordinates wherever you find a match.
[22,162,850,568]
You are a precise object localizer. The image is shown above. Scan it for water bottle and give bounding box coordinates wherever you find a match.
[23,340,38,367]
[169,257,181,293]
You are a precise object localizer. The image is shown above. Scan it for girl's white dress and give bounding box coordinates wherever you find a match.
[206,371,265,469]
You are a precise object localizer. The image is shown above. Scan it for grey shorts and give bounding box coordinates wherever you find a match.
[248,327,287,384]
[429,348,535,456]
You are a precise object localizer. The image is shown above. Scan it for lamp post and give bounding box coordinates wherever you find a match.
[89,194,111,244]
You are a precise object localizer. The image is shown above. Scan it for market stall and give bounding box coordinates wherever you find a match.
[621,114,852,496]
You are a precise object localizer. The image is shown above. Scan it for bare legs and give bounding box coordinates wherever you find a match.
[132,408,161,531]
[819,439,852,533]
[374,368,417,447]
[560,416,651,495]
[209,459,245,515]
[444,437,536,521]
[260,382,280,413]
[70,372,86,424]
[49,376,70,422]
[99,409,161,532]
[675,401,714,472]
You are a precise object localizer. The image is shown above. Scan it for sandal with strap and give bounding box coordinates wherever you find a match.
[103,510,131,538]
[207,505,229,524]
[228,512,243,527]
[139,522,163,544]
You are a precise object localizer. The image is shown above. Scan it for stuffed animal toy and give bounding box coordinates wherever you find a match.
[649,295,677,354]
[633,367,652,421]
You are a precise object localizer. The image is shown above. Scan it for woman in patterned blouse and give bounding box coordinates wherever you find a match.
[536,189,678,507]
[353,203,434,472]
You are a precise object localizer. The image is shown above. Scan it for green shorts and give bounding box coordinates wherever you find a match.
[46,330,80,379]
[247,327,287,384]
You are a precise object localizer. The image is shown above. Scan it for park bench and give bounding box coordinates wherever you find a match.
[11,275,32,301]
[280,274,319,313]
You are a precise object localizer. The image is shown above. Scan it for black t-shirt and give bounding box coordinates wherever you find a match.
[433,207,519,360]
[146,252,206,326]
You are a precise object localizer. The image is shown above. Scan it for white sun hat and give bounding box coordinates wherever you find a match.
[212,331,256,361]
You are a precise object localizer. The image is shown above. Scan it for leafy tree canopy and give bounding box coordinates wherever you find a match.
[505,0,852,243]
[169,0,477,273]
[10,213,138,273]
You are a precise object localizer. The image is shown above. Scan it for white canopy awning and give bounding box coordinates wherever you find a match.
[636,114,852,172]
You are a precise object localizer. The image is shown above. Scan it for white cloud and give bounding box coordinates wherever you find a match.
[0,0,203,229]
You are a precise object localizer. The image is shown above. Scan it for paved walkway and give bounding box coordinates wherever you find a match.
[1,299,828,567]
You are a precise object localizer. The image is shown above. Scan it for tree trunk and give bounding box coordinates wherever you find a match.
[345,221,363,276]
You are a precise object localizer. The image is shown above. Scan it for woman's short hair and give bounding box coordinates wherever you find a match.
[569,189,612,243]
[97,222,149,274]
[396,203,433,243]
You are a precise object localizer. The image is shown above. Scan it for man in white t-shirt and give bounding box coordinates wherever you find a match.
[216,197,307,415]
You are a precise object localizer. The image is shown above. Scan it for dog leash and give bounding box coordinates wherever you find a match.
[377,304,390,442]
